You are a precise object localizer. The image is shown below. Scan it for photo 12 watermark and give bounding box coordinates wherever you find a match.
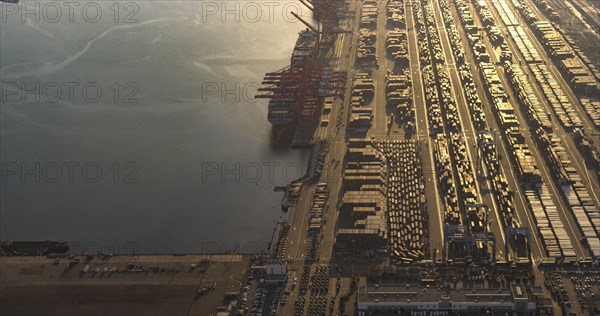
[1,161,140,184]
[199,1,304,24]
[201,161,304,184]
[69,241,142,256]
[200,81,260,104]
[0,81,139,104]
[1,1,140,24]
[199,241,270,255]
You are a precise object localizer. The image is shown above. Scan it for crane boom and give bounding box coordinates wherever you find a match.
[290,11,320,34]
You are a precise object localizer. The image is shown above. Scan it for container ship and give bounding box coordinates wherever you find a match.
[262,29,318,128]
[258,5,347,146]
[268,100,297,126]
[291,29,318,67]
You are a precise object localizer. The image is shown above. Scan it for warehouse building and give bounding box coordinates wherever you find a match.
[357,284,536,315]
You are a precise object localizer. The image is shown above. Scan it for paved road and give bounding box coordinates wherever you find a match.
[279,1,361,314]
[405,1,445,257]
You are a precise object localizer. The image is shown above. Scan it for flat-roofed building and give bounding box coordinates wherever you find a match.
[357,284,536,315]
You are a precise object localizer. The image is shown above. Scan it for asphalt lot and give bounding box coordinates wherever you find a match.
[0,255,250,316]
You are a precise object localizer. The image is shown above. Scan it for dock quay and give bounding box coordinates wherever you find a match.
[3,0,600,314]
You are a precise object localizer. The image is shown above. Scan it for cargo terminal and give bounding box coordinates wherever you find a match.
[2,0,600,315]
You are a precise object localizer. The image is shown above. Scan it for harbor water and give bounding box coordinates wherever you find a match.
[0,1,311,254]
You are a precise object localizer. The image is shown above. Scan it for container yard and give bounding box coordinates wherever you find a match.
[2,0,600,315]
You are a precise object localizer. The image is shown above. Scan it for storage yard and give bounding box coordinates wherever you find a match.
[2,0,599,315]
[259,0,600,314]
[268,0,600,314]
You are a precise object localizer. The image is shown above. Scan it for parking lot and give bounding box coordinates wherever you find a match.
[545,268,600,315]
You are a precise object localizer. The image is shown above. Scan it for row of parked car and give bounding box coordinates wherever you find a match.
[472,0,504,45]
[373,140,427,262]
[559,270,600,311]
[386,29,408,65]
[386,0,405,28]
[246,287,268,316]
